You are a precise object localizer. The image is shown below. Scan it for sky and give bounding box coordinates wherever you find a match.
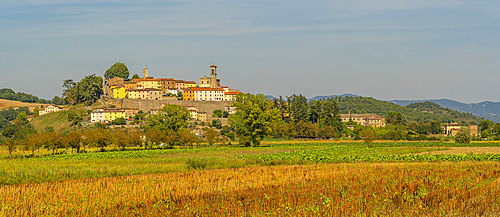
[0,0,499,103]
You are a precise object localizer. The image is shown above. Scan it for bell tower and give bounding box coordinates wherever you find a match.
[143,67,148,79]
[210,64,217,88]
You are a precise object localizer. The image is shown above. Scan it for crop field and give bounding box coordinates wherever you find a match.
[1,162,500,216]
[1,141,500,216]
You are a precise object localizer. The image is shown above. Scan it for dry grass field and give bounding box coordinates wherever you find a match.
[1,162,499,216]
[0,99,48,112]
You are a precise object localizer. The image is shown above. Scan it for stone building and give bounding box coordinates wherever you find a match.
[340,111,386,127]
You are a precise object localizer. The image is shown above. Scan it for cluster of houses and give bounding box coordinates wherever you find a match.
[90,104,236,124]
[339,111,478,136]
[102,64,242,101]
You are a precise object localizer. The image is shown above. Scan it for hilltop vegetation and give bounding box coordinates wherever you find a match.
[327,96,483,124]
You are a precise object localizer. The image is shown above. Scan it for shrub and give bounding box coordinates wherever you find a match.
[455,127,472,144]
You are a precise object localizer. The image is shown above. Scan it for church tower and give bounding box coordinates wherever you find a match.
[143,67,148,79]
[210,64,217,88]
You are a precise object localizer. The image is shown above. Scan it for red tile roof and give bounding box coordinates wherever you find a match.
[210,64,217,68]
[225,92,244,95]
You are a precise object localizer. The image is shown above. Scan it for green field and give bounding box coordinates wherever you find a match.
[1,141,500,185]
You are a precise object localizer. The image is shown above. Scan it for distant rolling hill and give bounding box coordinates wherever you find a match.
[264,93,499,123]
[265,93,359,101]
[390,99,500,123]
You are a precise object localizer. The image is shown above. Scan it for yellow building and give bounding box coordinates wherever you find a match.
[104,108,126,122]
[124,81,137,90]
[185,81,197,88]
[183,89,195,101]
[133,78,160,89]
[111,86,127,99]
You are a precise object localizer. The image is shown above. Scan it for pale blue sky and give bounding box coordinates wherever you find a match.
[1,0,499,103]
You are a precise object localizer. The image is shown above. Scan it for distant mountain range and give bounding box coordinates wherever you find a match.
[264,93,500,122]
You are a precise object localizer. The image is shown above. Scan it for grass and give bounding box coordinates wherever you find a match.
[0,146,315,185]
[29,110,73,132]
[1,162,499,216]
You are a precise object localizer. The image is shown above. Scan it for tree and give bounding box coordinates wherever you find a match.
[65,74,103,105]
[212,119,222,129]
[14,111,28,127]
[455,127,472,144]
[145,127,165,149]
[229,93,280,147]
[34,106,40,117]
[147,104,189,132]
[62,79,76,104]
[65,131,82,153]
[67,110,83,126]
[113,129,129,150]
[178,130,199,148]
[481,129,490,138]
[205,128,220,147]
[362,128,376,147]
[111,117,126,125]
[177,91,183,100]
[128,129,145,149]
[479,120,494,132]
[104,62,129,79]
[85,128,112,152]
[0,115,12,131]
[2,138,17,159]
[213,109,223,118]
[132,74,140,79]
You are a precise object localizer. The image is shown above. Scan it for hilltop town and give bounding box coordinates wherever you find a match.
[92,64,243,125]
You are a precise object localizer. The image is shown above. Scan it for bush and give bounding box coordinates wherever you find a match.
[455,127,472,144]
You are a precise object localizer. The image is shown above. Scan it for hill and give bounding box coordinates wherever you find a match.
[308,93,359,101]
[319,96,483,124]
[391,99,500,123]
[29,110,73,132]
[0,99,48,112]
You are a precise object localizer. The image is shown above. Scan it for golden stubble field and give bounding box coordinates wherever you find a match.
[0,99,47,112]
[1,162,500,216]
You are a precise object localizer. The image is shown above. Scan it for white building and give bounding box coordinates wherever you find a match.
[192,87,224,101]
[90,108,105,123]
[39,105,63,116]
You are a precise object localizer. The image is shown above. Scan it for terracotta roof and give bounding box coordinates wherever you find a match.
[185,81,196,84]
[133,79,160,82]
[190,87,224,91]
[210,64,217,68]
[160,78,175,81]
[225,92,241,95]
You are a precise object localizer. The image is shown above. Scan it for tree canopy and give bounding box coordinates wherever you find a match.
[147,104,190,132]
[229,93,280,146]
[63,74,103,105]
[104,62,129,79]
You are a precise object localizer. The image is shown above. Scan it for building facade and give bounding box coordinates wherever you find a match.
[340,112,386,127]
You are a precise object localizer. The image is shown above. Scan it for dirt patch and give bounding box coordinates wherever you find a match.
[417,147,500,155]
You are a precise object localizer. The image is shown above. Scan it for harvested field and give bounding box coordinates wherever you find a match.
[0,99,47,111]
